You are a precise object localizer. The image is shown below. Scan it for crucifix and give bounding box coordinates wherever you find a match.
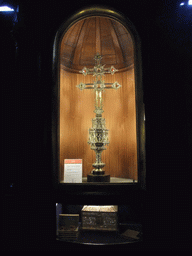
[76,53,121,182]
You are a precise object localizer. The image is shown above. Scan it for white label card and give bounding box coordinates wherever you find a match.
[64,159,82,183]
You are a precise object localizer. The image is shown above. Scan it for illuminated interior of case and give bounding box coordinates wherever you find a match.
[59,16,139,183]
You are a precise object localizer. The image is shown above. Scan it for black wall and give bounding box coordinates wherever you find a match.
[1,0,191,251]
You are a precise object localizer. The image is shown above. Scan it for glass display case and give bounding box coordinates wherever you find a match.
[52,6,146,188]
[56,204,143,245]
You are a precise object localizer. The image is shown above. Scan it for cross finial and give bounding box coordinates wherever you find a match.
[94,53,102,65]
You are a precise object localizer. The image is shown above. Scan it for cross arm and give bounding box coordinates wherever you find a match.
[76,82,121,90]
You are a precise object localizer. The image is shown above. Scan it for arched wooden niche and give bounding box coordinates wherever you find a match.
[53,6,146,186]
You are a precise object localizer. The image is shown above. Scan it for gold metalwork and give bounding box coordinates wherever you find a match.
[77,53,121,175]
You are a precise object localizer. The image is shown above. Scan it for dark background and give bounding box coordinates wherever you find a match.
[1,0,191,251]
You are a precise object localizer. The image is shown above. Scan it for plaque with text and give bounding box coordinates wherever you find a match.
[64,159,82,183]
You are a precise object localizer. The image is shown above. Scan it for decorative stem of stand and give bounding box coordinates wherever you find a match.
[92,150,105,175]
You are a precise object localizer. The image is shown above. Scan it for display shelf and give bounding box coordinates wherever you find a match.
[55,177,142,203]
[60,177,137,183]
[56,180,141,203]
[56,223,142,245]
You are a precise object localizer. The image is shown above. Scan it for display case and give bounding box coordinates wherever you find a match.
[52,6,146,190]
[56,204,143,245]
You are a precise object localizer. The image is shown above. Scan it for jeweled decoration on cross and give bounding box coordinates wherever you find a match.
[76,53,121,182]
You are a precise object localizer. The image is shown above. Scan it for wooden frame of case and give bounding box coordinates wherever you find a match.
[52,6,146,190]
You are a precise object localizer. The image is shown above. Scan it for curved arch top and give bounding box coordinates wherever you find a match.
[53,5,141,73]
[58,5,137,36]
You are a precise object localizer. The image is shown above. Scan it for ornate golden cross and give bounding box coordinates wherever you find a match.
[76,53,121,178]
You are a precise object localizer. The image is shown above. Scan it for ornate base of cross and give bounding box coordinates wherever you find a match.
[87,174,110,182]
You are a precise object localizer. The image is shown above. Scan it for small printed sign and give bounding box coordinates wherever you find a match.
[64,159,82,183]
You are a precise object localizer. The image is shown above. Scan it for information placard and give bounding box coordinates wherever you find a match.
[64,159,82,183]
